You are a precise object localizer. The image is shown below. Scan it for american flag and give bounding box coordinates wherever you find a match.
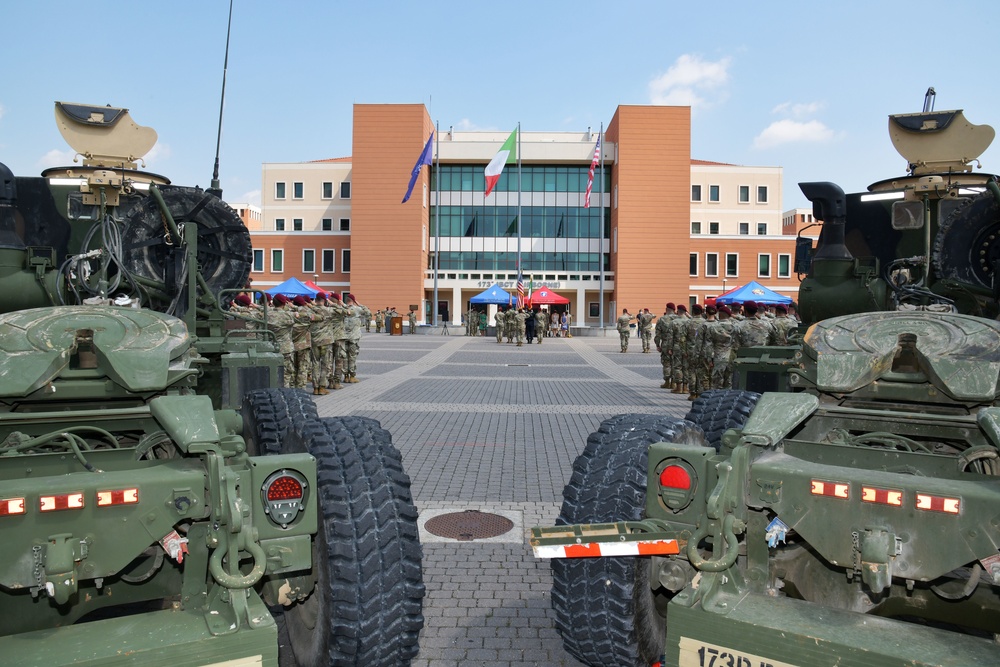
[516,272,525,308]
[584,134,601,209]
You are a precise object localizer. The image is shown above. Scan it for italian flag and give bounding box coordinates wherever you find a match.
[484,128,517,196]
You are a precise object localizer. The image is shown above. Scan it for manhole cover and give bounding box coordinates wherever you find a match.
[424,510,514,541]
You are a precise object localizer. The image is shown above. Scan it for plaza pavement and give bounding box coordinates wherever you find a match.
[314,329,692,666]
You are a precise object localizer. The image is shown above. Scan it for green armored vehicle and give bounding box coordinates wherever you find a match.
[533,92,1000,666]
[0,103,424,666]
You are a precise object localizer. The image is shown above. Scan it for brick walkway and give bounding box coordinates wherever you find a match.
[313,331,690,666]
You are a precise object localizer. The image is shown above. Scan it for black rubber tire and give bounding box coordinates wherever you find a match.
[283,417,424,667]
[933,190,1000,290]
[551,414,707,667]
[121,185,251,314]
[241,388,318,456]
[684,389,761,451]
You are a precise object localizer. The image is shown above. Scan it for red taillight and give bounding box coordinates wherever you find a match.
[659,464,692,490]
[265,475,303,501]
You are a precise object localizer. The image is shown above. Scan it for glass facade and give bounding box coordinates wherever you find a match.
[430,206,609,238]
[431,251,609,272]
[432,165,610,194]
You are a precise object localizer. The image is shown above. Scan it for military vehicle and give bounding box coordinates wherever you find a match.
[0,102,424,666]
[532,91,1000,666]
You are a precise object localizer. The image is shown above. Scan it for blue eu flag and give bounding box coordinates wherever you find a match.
[402,132,434,203]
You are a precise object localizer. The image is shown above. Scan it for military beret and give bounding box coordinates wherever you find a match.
[677,304,687,313]
[718,305,732,316]
[705,305,717,315]
[273,294,290,306]
[775,304,788,314]
[745,302,759,315]
[743,300,757,309]
[234,294,252,307]
[292,295,310,306]
[346,293,357,302]
[666,302,676,310]
[691,304,703,315]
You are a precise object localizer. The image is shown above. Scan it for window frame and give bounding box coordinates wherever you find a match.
[709,184,720,202]
[738,185,750,203]
[322,218,333,231]
[274,182,286,200]
[322,182,333,199]
[322,249,336,273]
[340,182,351,199]
[293,218,303,232]
[705,252,719,278]
[302,248,315,274]
[689,253,698,277]
[252,249,264,273]
[271,249,284,273]
[757,253,771,278]
[757,185,769,204]
[738,222,749,235]
[757,222,767,235]
[778,253,791,278]
[339,218,351,232]
[708,221,720,235]
[293,182,304,200]
[725,252,739,277]
[690,221,702,235]
[691,184,702,202]
[274,218,285,232]
[341,248,351,273]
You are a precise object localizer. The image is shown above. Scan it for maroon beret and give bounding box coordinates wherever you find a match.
[292,295,309,306]
[677,304,687,313]
[666,302,675,310]
[273,294,289,306]
[234,294,252,307]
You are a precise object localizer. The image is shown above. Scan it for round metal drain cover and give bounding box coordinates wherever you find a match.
[425,510,514,541]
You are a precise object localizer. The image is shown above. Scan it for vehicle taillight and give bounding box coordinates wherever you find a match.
[656,459,697,511]
[261,469,308,528]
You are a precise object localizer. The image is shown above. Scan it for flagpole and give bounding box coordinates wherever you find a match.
[517,122,522,300]
[598,122,605,328]
[433,121,440,326]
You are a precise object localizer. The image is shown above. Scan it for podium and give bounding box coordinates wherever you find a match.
[390,317,403,335]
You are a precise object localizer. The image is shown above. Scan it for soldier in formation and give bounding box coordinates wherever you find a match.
[290,296,315,389]
[341,293,370,384]
[770,304,797,344]
[494,308,505,343]
[638,308,655,353]
[308,294,334,395]
[265,295,297,388]
[683,304,706,400]
[616,309,633,352]
[654,303,677,389]
[670,305,690,393]
[534,309,546,344]
[514,308,528,346]
[375,309,384,333]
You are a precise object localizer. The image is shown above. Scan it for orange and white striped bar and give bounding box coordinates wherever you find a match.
[533,539,680,559]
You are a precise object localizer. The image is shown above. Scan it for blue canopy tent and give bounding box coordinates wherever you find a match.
[469,283,515,305]
[264,277,319,297]
[714,281,792,305]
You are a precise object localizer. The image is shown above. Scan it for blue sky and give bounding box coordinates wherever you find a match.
[3,1,998,210]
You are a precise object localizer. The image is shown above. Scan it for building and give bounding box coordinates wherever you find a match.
[245,103,799,326]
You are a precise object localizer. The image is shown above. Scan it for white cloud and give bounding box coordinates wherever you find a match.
[240,189,261,206]
[649,54,732,110]
[454,118,485,131]
[771,101,823,117]
[753,119,835,149]
[37,148,77,169]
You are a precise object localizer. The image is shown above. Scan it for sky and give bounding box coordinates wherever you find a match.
[2,1,999,211]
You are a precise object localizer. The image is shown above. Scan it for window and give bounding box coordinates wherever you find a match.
[293,182,304,199]
[738,185,750,203]
[738,222,749,235]
[758,254,771,278]
[252,249,263,272]
[709,185,720,202]
[341,249,351,273]
[689,253,698,277]
[322,182,333,199]
[340,218,351,232]
[706,253,719,277]
[275,182,286,200]
[757,186,768,203]
[275,218,285,231]
[691,221,702,235]
[271,249,283,273]
[293,218,303,231]
[302,249,315,274]
[709,222,720,235]
[340,182,351,199]
[778,254,791,278]
[589,302,600,318]
[757,222,767,235]
[691,185,702,202]
[322,218,332,231]
[726,253,738,277]
[322,249,335,273]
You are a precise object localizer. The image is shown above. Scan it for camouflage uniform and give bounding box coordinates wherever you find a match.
[616,312,633,352]
[327,299,350,389]
[654,311,676,388]
[736,314,778,349]
[771,313,797,345]
[513,309,528,346]
[408,310,417,334]
[494,309,504,343]
[670,312,690,391]
[684,312,706,397]
[639,311,655,352]
[375,310,384,333]
[290,303,314,389]
[534,310,546,344]
[265,304,296,388]
[702,315,736,390]
[505,308,516,343]
[343,301,370,382]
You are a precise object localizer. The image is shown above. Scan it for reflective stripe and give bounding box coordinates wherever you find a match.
[533,539,679,559]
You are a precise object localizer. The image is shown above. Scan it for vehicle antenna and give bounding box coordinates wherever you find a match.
[209,0,234,198]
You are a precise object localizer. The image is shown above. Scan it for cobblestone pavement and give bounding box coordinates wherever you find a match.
[313,331,690,666]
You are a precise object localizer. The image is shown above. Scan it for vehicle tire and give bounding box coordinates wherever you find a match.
[684,389,761,451]
[282,417,424,667]
[121,185,251,315]
[551,414,707,667]
[933,190,1000,290]
[241,388,318,456]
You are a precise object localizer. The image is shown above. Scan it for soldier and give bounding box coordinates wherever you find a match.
[670,305,690,393]
[654,303,677,389]
[375,309,384,333]
[467,307,478,336]
[787,302,800,323]
[534,308,547,344]
[735,300,777,350]
[326,294,350,390]
[639,308,655,353]
[684,304,706,400]
[513,308,528,347]
[700,305,734,391]
[494,307,505,343]
[408,308,417,334]
[227,293,261,338]
[505,306,516,343]
[770,304,797,344]
[616,308,633,353]
[309,294,334,395]
[342,294,370,383]
[730,302,746,322]
[266,294,297,388]
[290,296,315,390]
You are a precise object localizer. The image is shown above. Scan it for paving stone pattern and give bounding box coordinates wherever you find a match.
[313,332,691,666]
